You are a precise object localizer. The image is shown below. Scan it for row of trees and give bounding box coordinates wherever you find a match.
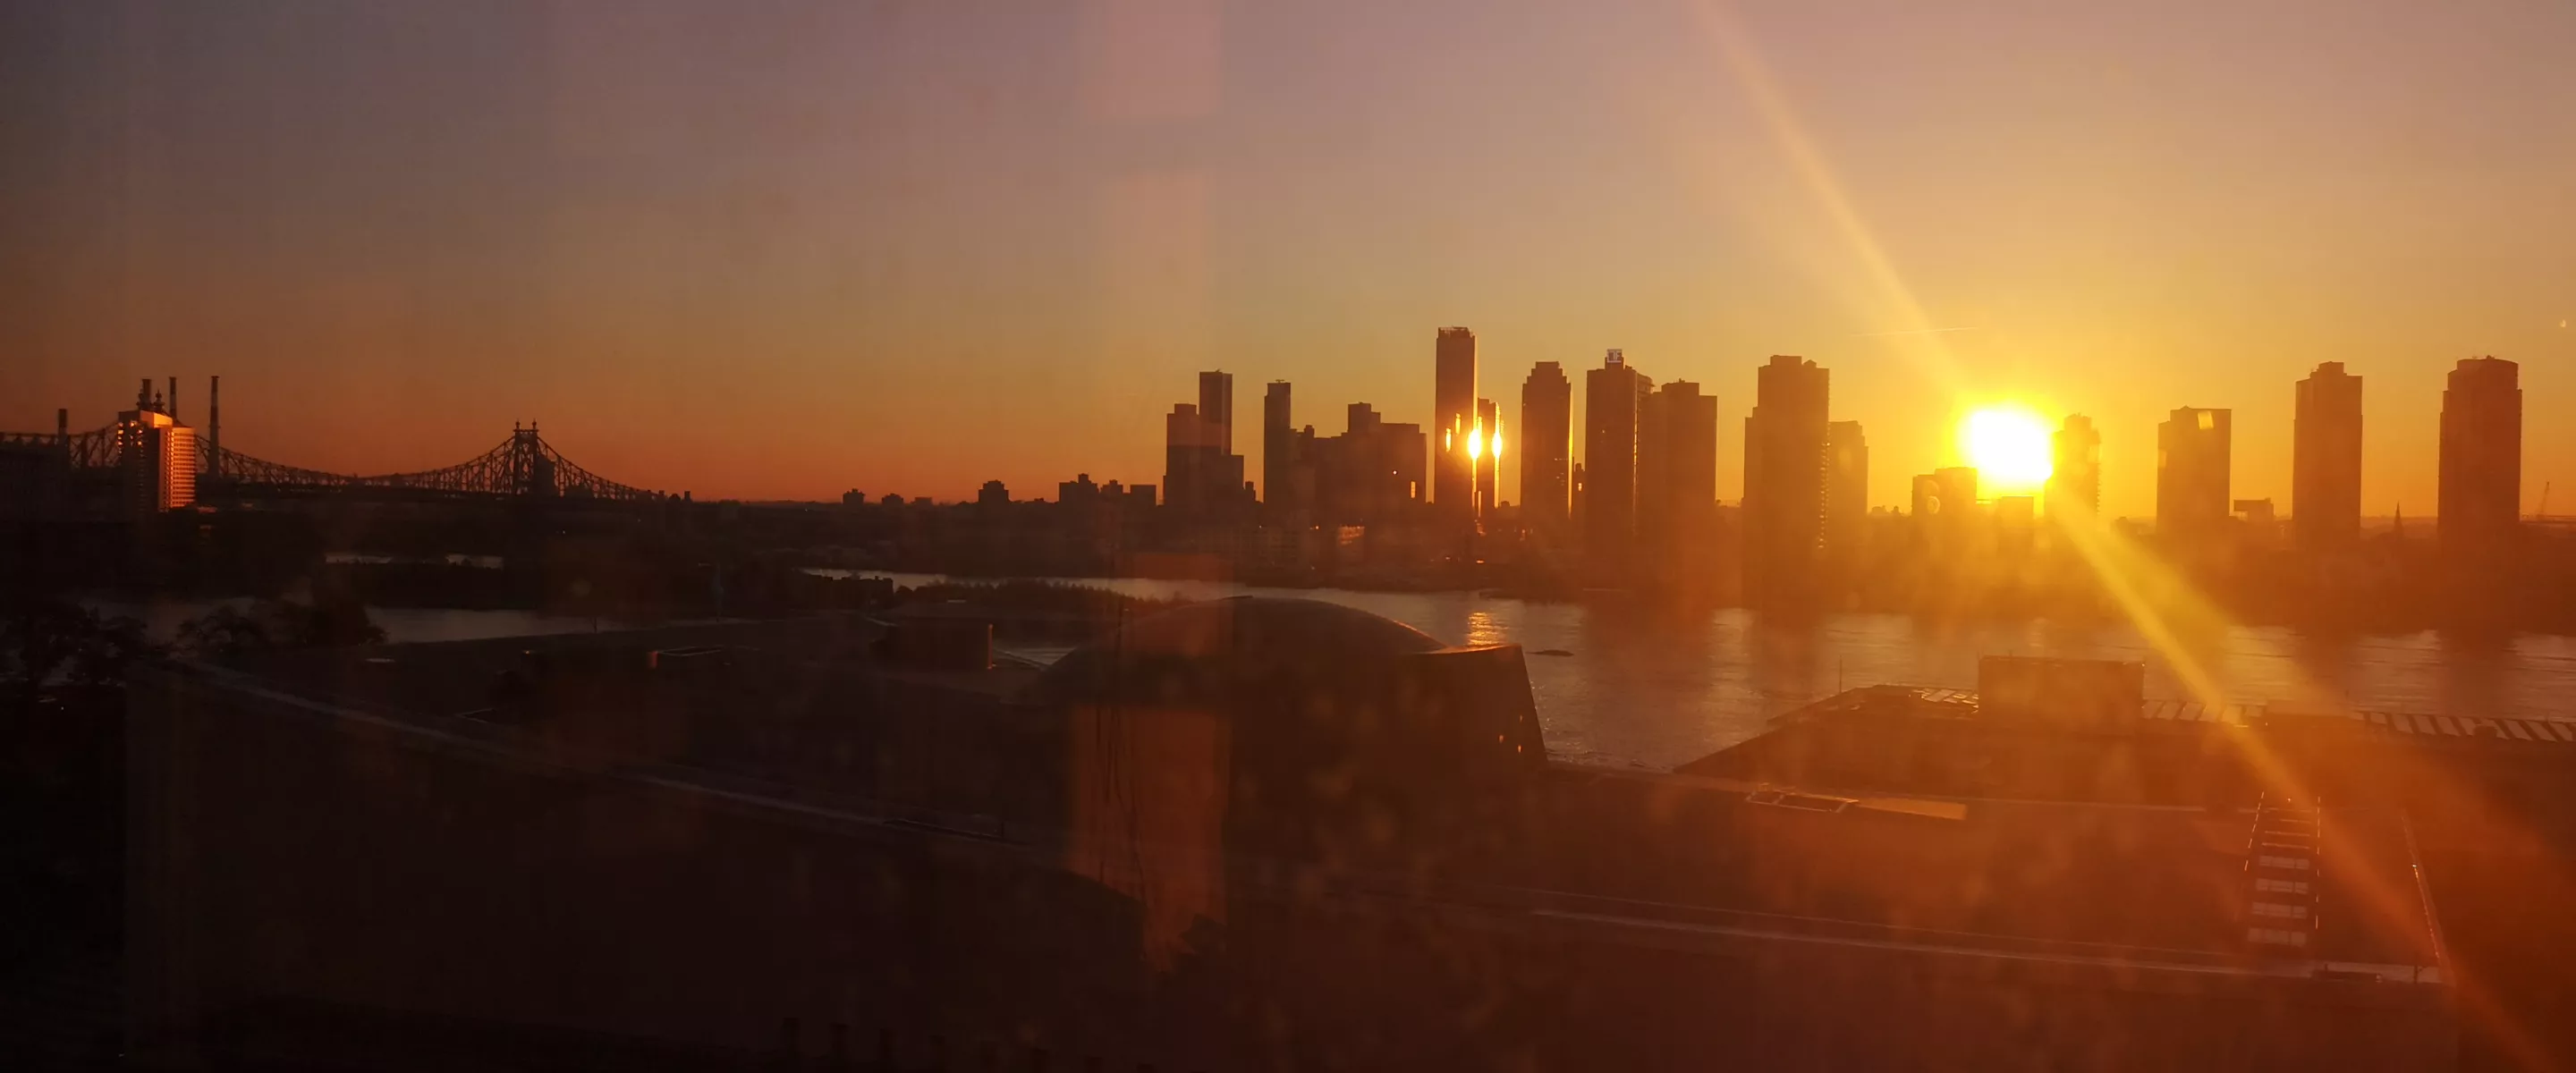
[3,593,386,702]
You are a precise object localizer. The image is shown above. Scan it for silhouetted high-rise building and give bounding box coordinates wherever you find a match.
[1637,386,1669,544]
[2292,363,2362,552]
[1474,397,1500,517]
[1570,460,1588,532]
[1742,355,1829,604]
[2157,407,2232,545]
[1164,374,1248,514]
[2438,356,2521,562]
[1912,467,1979,516]
[1308,401,1424,526]
[1165,402,1209,511]
[1826,420,1868,559]
[1639,380,1716,560]
[1996,495,2038,557]
[1519,362,1572,531]
[1433,327,1478,519]
[2049,415,2101,520]
[1583,350,1650,564]
[1263,381,1297,511]
[1287,426,1319,510]
[1912,466,1979,560]
[1199,370,1234,456]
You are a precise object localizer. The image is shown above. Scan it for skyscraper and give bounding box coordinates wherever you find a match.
[1519,361,1572,531]
[1826,420,1868,559]
[1742,355,1829,604]
[1911,466,1979,561]
[1912,467,1980,517]
[1473,397,1499,517]
[1570,460,1588,532]
[1263,381,1297,511]
[2156,407,2232,545]
[1164,372,1247,513]
[1637,384,1670,545]
[1307,401,1424,526]
[1199,370,1234,456]
[1433,327,1478,519]
[2438,356,2521,562]
[1639,380,1717,562]
[2292,363,2363,552]
[1165,402,1209,511]
[1582,350,1651,565]
[2048,415,2101,520]
[114,379,196,517]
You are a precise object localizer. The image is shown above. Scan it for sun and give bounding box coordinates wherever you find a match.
[1961,406,2054,495]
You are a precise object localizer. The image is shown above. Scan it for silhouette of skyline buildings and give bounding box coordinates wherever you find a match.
[2157,406,2233,553]
[2441,356,2523,565]
[2293,362,2363,552]
[1159,371,1250,514]
[8,333,2541,617]
[1742,355,1831,604]
[1518,362,1572,531]
[1086,334,2536,604]
[2050,415,2101,520]
[1433,326,1479,523]
[1580,349,1648,567]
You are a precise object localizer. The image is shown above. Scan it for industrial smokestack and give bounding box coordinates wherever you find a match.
[138,378,153,410]
[57,409,68,442]
[209,376,221,462]
[169,376,180,422]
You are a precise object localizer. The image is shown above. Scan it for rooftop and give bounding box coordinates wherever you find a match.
[1534,767,2445,981]
[182,618,2450,993]
[1768,683,2576,746]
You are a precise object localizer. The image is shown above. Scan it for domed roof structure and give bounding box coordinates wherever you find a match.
[1032,596,1445,703]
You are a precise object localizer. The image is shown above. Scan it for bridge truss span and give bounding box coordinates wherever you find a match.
[206,427,668,503]
[4,421,670,505]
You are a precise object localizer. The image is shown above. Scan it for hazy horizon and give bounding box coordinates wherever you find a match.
[4,0,2570,513]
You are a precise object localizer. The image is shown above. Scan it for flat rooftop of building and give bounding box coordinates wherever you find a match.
[173,621,2451,991]
[213,615,1055,711]
[1530,766,2445,981]
[1752,683,2576,745]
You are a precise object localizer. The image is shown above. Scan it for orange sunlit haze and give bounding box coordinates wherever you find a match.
[11,5,2576,1070]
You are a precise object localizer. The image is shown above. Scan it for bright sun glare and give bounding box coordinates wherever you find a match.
[1962,407,2054,495]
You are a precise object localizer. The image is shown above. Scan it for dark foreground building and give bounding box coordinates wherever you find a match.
[132,610,2457,1070]
[1685,655,2576,1072]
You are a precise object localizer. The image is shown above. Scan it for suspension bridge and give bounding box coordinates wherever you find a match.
[2,418,671,507]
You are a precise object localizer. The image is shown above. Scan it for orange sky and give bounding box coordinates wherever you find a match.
[4,1,2570,517]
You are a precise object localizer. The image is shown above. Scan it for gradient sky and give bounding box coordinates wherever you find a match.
[4,0,2570,516]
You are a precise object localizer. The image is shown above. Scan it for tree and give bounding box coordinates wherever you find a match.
[1,599,158,708]
[175,595,385,660]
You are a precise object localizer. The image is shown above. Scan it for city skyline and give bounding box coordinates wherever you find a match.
[4,1,2570,513]
[21,342,2546,531]
[10,6,2576,1069]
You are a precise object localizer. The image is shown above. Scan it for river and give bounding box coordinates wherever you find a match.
[831,572,2576,770]
[92,576,2576,771]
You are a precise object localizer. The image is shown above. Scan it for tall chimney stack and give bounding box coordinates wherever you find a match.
[57,409,68,442]
[209,376,221,462]
[169,376,180,422]
[138,378,153,410]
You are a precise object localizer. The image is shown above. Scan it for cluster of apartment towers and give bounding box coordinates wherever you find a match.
[1155,330,2526,583]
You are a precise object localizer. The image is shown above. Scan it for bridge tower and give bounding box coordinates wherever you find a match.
[510,424,556,499]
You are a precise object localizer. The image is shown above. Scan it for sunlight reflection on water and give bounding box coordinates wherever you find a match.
[859,572,2576,770]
